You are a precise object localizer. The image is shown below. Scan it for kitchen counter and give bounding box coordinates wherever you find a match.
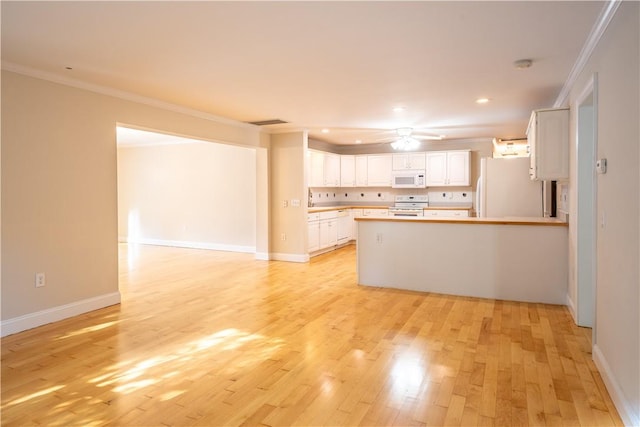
[308,205,474,213]
[356,215,568,304]
[308,205,386,213]
[356,216,567,226]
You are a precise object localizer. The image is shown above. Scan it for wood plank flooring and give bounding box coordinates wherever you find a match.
[1,244,623,426]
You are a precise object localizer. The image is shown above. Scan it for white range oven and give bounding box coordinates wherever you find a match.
[388,195,429,217]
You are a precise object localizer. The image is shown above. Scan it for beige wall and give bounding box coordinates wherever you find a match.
[565,3,639,423]
[1,70,265,324]
[117,141,256,251]
[269,132,308,260]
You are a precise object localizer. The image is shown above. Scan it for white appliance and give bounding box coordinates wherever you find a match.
[476,157,543,218]
[391,171,426,188]
[388,195,428,217]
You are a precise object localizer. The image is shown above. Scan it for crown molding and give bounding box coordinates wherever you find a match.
[1,61,258,130]
[554,0,622,107]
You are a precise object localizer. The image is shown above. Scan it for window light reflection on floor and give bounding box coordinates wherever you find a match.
[89,328,283,396]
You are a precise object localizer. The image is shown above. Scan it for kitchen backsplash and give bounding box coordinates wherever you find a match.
[309,188,474,207]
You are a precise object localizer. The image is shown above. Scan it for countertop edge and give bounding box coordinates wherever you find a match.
[309,205,473,213]
[354,217,568,226]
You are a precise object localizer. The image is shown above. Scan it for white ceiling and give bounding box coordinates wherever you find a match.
[1,1,605,146]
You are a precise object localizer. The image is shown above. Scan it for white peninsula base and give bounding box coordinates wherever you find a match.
[356,217,568,304]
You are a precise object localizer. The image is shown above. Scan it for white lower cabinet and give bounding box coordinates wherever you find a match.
[309,209,357,255]
[424,209,469,218]
[320,218,338,248]
[351,209,363,240]
[307,213,321,252]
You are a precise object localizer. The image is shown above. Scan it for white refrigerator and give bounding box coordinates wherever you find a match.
[476,157,544,218]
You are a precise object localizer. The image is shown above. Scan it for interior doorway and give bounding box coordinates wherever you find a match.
[575,75,598,331]
[115,125,268,260]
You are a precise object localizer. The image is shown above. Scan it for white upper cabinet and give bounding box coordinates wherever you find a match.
[308,150,340,187]
[366,154,393,187]
[355,155,368,187]
[309,150,325,187]
[527,108,569,181]
[446,150,470,186]
[340,155,356,187]
[425,151,447,186]
[323,152,341,187]
[425,150,470,186]
[392,153,426,171]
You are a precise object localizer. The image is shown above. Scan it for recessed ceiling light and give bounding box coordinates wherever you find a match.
[476,98,490,104]
[393,106,405,113]
[321,128,330,133]
[355,139,362,144]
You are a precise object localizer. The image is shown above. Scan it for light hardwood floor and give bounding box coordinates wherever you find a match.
[2,244,622,426]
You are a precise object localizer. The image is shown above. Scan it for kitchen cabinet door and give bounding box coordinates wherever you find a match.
[392,153,426,171]
[527,108,569,180]
[355,156,368,186]
[324,153,341,187]
[309,150,325,187]
[367,154,392,187]
[425,152,447,186]
[446,150,470,186]
[337,214,351,244]
[350,209,362,240]
[308,220,320,252]
[340,155,356,187]
[425,150,470,186]
[319,219,338,248]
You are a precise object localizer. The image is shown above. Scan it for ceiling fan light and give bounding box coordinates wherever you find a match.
[391,136,420,151]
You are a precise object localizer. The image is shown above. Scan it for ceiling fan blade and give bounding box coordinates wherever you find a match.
[413,134,444,141]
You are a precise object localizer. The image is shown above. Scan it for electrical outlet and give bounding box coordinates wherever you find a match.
[35,273,46,288]
[281,233,287,241]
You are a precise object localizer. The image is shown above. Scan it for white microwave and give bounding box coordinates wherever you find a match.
[391,171,426,188]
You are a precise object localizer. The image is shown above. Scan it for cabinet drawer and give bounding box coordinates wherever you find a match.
[308,213,320,221]
[319,210,338,220]
[363,208,389,217]
[424,209,469,218]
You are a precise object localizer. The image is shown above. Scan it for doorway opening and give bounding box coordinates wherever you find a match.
[115,125,267,263]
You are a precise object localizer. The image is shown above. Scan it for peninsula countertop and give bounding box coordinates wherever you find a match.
[308,205,474,213]
[355,215,567,226]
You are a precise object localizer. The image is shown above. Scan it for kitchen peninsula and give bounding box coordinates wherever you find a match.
[355,216,568,304]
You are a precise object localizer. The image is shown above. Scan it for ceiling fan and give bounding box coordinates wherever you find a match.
[387,128,444,151]
[308,126,444,147]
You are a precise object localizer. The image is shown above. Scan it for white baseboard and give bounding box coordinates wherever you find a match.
[122,237,255,254]
[593,344,640,427]
[254,252,270,261]
[270,252,309,263]
[1,292,121,337]
[566,293,577,323]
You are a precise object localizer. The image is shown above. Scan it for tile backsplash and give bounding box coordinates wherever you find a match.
[309,188,474,206]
